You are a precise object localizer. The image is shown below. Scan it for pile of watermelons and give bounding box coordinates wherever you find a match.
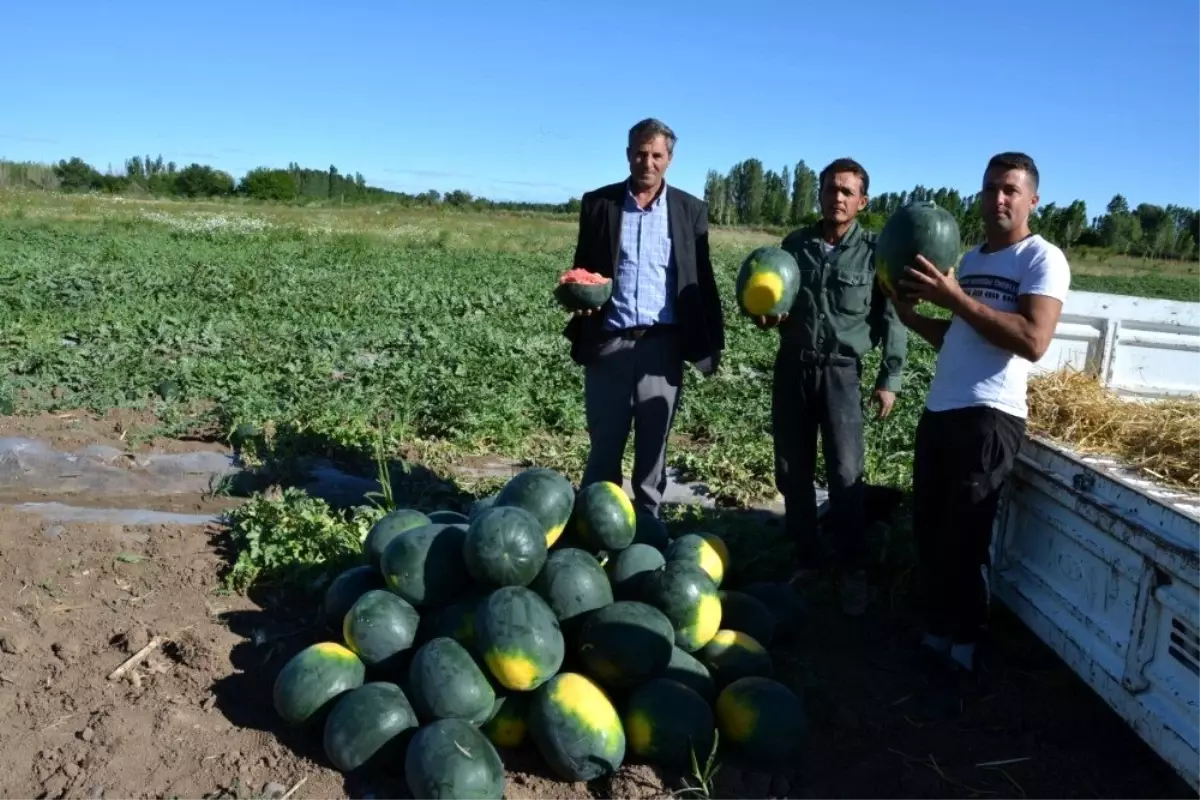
[271,466,808,799]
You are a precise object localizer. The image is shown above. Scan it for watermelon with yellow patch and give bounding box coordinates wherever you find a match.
[666,533,728,587]
[572,480,636,552]
[718,589,776,648]
[735,246,801,318]
[528,672,626,782]
[700,629,774,688]
[623,677,715,769]
[474,585,565,692]
[482,690,528,749]
[715,676,806,765]
[272,642,366,728]
[641,561,722,652]
[493,467,575,548]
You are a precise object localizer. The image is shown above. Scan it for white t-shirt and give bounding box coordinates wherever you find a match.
[925,234,1071,419]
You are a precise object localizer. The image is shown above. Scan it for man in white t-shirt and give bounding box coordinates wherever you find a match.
[889,151,1071,717]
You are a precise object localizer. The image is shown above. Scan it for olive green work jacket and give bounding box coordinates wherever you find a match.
[775,220,907,393]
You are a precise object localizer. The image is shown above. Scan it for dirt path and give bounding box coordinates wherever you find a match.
[0,413,1192,799]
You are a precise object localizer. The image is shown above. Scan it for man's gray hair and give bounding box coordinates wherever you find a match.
[628,118,676,154]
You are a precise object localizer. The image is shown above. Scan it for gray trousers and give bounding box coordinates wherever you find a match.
[581,328,683,518]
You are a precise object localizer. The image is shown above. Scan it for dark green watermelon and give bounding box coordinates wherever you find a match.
[272,642,366,729]
[576,601,675,688]
[407,637,496,726]
[606,543,665,601]
[663,646,716,703]
[463,505,548,587]
[321,565,385,633]
[474,586,565,692]
[418,593,487,652]
[468,493,498,522]
[322,681,418,773]
[715,676,806,766]
[740,581,805,637]
[342,589,421,673]
[404,717,506,799]
[572,481,636,552]
[735,246,801,317]
[493,467,575,548]
[623,677,716,769]
[428,510,469,524]
[379,523,471,607]
[700,629,774,688]
[718,589,776,647]
[642,562,722,652]
[528,672,625,782]
[875,200,962,299]
[481,689,529,749]
[529,548,613,634]
[362,508,431,571]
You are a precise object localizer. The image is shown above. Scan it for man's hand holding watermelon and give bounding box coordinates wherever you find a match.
[554,267,613,317]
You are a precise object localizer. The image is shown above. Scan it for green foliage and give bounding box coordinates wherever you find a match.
[1,201,1192,522]
[221,487,384,592]
[0,192,1195,602]
[0,154,579,214]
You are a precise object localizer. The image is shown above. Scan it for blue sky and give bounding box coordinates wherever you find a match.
[3,0,1197,218]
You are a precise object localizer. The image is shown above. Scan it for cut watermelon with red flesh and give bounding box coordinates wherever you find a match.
[555,268,613,311]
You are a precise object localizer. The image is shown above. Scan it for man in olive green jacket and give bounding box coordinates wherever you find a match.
[755,157,908,615]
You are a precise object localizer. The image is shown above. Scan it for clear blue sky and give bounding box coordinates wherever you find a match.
[3,0,1197,218]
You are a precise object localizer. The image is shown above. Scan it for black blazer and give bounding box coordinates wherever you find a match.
[563,180,725,376]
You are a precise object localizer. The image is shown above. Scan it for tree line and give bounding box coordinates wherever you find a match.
[2,151,1196,261]
[704,158,1200,261]
[0,155,580,215]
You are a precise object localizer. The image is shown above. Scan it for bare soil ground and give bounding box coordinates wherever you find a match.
[0,415,1193,800]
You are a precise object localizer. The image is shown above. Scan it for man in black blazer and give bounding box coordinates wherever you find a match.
[563,118,725,519]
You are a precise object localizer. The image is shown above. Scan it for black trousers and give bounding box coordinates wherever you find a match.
[772,348,867,573]
[912,405,1025,644]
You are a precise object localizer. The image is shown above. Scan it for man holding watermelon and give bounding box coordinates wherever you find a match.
[561,118,725,520]
[759,157,909,616]
[891,151,1070,715]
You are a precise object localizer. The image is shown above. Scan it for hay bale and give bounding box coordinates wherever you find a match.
[1027,368,1200,491]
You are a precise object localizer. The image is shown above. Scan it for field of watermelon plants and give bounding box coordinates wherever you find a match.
[0,190,1195,799]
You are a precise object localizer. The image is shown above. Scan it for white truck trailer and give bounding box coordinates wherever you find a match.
[990,289,1200,792]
